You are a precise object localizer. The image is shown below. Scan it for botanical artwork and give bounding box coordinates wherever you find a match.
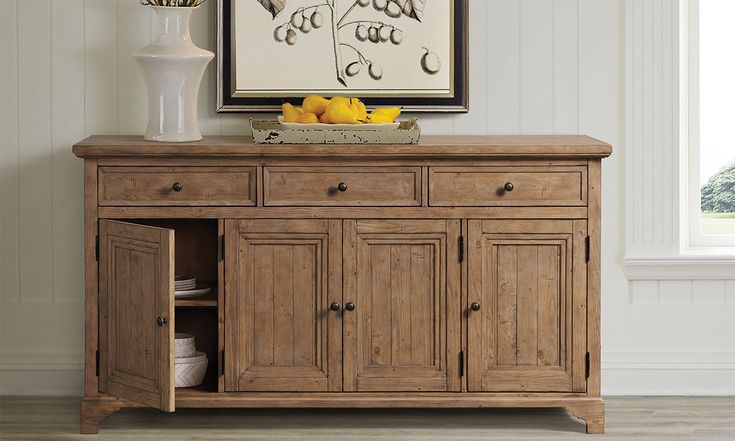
[232,0,452,97]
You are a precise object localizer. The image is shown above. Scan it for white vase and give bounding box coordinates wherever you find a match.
[134,6,214,142]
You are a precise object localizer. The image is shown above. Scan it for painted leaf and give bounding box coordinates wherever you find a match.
[389,0,426,22]
[256,0,286,19]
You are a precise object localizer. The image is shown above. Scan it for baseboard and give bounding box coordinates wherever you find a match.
[601,352,735,395]
[0,353,83,396]
[2,352,733,397]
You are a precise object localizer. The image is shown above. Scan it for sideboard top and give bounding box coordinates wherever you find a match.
[73,135,612,159]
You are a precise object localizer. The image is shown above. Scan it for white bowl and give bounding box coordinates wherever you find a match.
[175,332,194,342]
[175,346,196,359]
[174,357,208,388]
[174,333,196,358]
[175,351,207,364]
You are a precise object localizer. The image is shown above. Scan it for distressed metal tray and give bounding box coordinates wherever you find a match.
[250,118,421,144]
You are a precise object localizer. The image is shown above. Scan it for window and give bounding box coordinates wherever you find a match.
[687,0,735,247]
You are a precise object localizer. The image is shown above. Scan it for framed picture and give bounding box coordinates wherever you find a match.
[216,0,468,112]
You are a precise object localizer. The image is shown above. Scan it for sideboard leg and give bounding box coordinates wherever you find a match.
[80,397,124,434]
[566,400,605,434]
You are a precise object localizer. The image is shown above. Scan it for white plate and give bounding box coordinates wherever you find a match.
[278,116,399,130]
[175,283,196,290]
[175,279,196,286]
[174,287,211,298]
[175,277,196,283]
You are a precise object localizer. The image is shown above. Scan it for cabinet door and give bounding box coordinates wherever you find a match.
[224,220,342,392]
[98,220,175,411]
[467,220,587,392]
[343,220,461,392]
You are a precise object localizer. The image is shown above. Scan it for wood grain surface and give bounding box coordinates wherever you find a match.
[467,220,585,393]
[98,220,174,412]
[264,167,421,207]
[429,166,587,206]
[77,136,610,435]
[99,167,256,206]
[342,220,459,392]
[73,135,612,158]
[224,220,341,392]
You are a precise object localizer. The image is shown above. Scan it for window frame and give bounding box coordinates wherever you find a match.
[684,0,735,249]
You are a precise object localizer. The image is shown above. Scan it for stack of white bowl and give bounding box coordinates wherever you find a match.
[174,333,208,388]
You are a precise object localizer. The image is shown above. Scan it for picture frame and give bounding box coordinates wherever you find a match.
[216,0,468,112]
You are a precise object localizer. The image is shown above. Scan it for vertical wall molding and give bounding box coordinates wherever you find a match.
[624,0,681,258]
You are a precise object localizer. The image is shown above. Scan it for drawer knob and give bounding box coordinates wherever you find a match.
[344,302,356,311]
[504,182,514,192]
[337,182,348,192]
[470,302,481,312]
[172,182,183,192]
[330,302,341,312]
[156,315,167,326]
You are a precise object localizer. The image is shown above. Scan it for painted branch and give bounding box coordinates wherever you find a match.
[330,0,347,87]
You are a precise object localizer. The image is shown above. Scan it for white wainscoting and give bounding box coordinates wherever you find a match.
[624,0,681,257]
[1,0,732,396]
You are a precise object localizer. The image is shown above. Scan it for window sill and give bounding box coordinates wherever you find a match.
[624,253,735,280]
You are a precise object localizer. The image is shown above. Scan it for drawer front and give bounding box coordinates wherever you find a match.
[429,166,586,206]
[99,167,256,206]
[264,167,421,206]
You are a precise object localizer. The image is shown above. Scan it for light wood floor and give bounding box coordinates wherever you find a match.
[1,397,733,440]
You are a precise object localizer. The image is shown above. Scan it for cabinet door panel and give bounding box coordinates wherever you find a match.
[343,220,461,392]
[225,220,341,392]
[468,220,586,392]
[98,220,174,411]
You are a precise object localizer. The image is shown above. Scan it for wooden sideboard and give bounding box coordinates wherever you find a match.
[73,135,611,434]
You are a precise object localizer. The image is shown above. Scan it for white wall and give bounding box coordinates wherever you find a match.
[0,0,733,396]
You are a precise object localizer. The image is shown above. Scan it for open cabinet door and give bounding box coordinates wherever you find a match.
[98,220,175,411]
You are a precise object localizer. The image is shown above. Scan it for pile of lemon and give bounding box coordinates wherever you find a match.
[282,95,401,125]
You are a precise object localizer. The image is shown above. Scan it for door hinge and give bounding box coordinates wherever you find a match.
[458,236,464,263]
[95,350,100,377]
[218,350,224,377]
[585,352,590,379]
[95,235,99,261]
[585,236,590,263]
[218,235,225,262]
[459,350,465,377]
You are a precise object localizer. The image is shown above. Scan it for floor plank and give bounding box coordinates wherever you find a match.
[0,396,733,440]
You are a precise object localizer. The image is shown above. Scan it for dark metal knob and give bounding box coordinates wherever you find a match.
[330,302,341,312]
[470,302,481,312]
[337,182,348,192]
[504,182,514,192]
[344,302,356,311]
[156,316,167,326]
[172,182,183,192]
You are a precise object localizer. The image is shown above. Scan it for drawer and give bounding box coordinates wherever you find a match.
[429,166,586,206]
[99,167,256,206]
[264,167,421,206]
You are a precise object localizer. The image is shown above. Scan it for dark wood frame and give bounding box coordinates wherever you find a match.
[216,0,469,113]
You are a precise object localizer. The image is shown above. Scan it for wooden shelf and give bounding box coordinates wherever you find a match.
[175,290,217,308]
